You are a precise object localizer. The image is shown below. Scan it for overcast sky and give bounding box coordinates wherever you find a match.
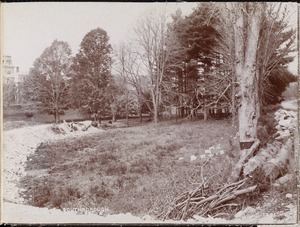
[2,2,197,73]
[2,2,298,74]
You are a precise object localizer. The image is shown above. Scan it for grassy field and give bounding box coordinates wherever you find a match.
[19,119,243,219]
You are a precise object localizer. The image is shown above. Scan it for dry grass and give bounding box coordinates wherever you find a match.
[20,119,239,218]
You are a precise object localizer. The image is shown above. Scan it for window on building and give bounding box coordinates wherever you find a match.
[19,76,24,81]
[7,70,11,74]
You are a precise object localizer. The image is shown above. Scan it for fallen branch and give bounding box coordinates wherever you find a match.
[227,139,260,183]
[243,146,277,177]
[213,185,257,207]
[165,177,257,221]
[262,138,293,181]
[182,193,191,220]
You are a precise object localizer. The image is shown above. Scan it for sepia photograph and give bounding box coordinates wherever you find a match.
[1,2,299,224]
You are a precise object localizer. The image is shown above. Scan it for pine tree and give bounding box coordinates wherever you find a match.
[70,28,112,120]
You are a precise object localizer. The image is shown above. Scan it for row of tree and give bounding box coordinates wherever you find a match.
[18,3,296,145]
[22,29,111,123]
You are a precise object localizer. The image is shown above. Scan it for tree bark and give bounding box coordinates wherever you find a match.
[231,76,237,126]
[262,138,293,181]
[54,109,59,123]
[234,3,264,147]
[112,113,116,122]
[153,103,158,124]
[151,85,160,124]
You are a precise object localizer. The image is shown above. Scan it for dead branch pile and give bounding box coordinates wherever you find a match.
[165,178,256,221]
[228,140,260,183]
[244,138,293,182]
[165,105,297,221]
[50,120,96,134]
[243,106,297,183]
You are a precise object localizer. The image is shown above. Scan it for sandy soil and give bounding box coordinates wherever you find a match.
[1,101,298,224]
[281,99,298,111]
[2,121,101,204]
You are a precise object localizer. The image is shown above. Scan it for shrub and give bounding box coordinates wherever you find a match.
[257,113,277,146]
[106,162,127,175]
[98,152,118,165]
[261,104,280,115]
[32,186,51,207]
[25,111,35,118]
[129,158,153,174]
[282,82,298,100]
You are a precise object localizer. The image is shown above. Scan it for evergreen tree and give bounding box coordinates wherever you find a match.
[70,28,112,120]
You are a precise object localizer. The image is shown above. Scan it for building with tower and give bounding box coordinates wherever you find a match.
[2,55,28,104]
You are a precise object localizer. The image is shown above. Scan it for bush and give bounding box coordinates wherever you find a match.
[282,82,298,100]
[263,68,297,105]
[24,112,35,118]
[261,104,280,115]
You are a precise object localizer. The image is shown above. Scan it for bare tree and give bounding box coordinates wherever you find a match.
[257,3,296,107]
[214,3,265,149]
[3,83,17,106]
[115,42,149,123]
[234,3,265,149]
[214,2,297,184]
[133,12,185,124]
[215,2,296,149]
[107,75,137,123]
[213,6,238,125]
[24,40,72,123]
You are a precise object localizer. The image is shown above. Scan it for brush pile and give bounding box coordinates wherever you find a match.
[50,120,98,134]
[243,106,297,183]
[165,178,256,221]
[166,100,297,221]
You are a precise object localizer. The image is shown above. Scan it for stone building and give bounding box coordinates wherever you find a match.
[2,55,27,104]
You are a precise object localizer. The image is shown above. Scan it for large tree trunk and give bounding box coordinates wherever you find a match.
[231,74,237,126]
[152,87,160,124]
[234,3,264,149]
[110,103,117,122]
